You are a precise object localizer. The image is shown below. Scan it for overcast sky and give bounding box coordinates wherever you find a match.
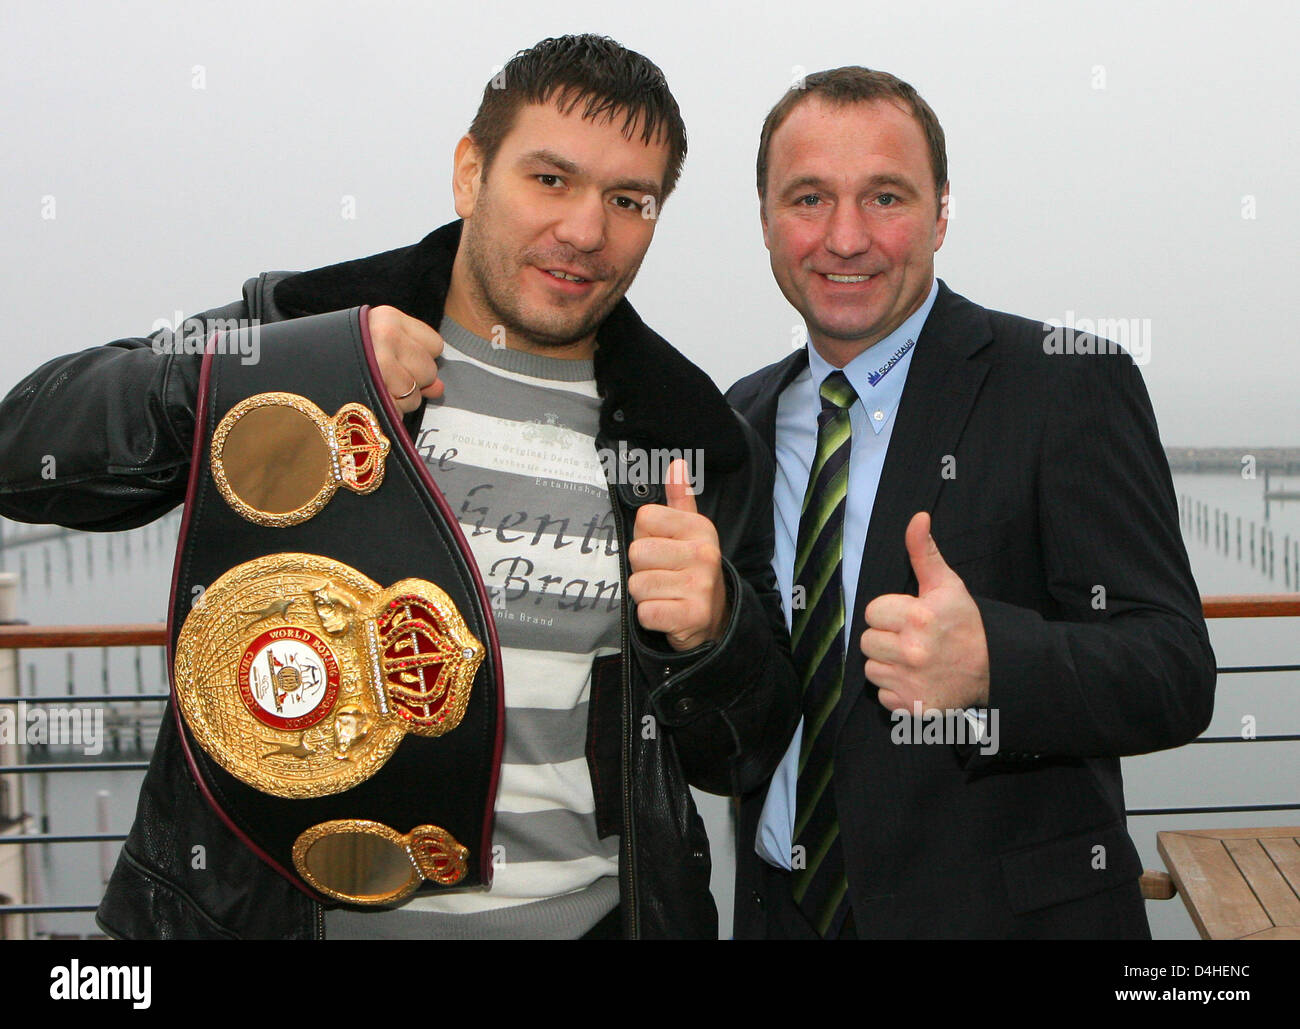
[2,0,1296,445]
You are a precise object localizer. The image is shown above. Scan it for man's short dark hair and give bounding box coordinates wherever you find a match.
[756,67,947,208]
[468,34,687,202]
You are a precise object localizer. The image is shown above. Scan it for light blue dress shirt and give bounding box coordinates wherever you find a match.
[756,279,939,869]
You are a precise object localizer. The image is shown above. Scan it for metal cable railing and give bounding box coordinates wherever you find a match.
[1,595,1298,923]
[1119,595,1300,819]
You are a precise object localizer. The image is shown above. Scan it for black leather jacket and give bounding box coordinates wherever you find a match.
[0,220,799,939]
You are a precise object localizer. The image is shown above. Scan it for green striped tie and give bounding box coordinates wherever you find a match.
[789,370,856,936]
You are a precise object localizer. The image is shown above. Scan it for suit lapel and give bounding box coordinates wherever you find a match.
[836,282,994,739]
[739,348,809,450]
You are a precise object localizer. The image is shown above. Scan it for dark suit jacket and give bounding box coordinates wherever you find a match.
[726,281,1216,939]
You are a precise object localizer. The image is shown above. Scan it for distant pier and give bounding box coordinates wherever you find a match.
[1165,447,1300,474]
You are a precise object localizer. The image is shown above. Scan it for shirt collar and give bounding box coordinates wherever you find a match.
[806,278,939,434]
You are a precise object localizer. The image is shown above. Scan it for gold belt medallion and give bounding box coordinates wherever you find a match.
[211,392,390,528]
[292,819,470,902]
[174,553,484,798]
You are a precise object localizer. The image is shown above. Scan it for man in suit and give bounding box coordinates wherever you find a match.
[727,67,1216,939]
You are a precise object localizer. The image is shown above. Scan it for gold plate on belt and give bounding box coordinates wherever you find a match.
[174,553,484,798]
[211,392,390,527]
[292,819,470,903]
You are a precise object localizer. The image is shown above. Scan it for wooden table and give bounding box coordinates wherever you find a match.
[1157,827,1300,939]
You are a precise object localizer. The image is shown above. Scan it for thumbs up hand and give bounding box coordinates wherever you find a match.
[629,459,729,652]
[861,511,990,713]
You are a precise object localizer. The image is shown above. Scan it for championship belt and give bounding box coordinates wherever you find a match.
[167,306,503,906]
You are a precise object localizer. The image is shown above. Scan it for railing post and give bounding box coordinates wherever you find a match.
[96,790,112,888]
[0,571,29,941]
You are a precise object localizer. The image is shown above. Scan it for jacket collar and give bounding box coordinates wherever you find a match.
[272,220,746,471]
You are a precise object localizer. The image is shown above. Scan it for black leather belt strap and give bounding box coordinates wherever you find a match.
[168,305,503,900]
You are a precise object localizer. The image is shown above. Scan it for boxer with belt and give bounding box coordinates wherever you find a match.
[0,34,800,939]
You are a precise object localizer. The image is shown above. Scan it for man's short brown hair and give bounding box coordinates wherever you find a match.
[468,34,687,202]
[756,67,947,207]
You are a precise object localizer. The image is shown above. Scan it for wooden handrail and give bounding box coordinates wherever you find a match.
[1200,594,1300,618]
[1,593,1299,649]
[0,624,167,648]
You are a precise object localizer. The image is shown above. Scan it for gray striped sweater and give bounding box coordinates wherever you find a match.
[326,317,621,939]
